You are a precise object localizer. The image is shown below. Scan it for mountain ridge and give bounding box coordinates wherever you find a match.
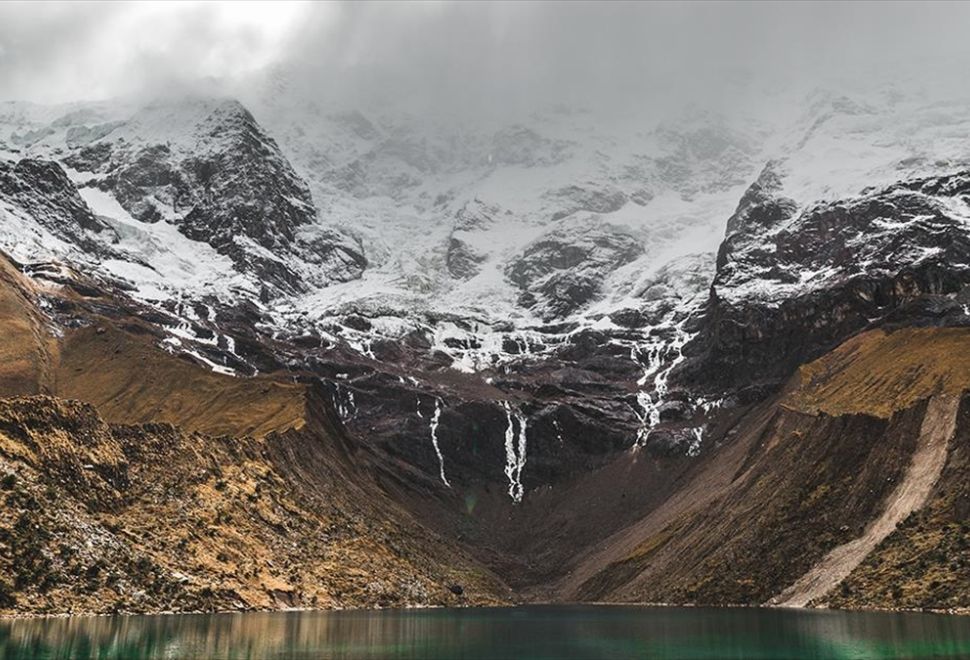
[3,88,970,615]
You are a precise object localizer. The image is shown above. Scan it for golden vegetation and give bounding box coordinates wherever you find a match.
[825,504,970,612]
[0,251,303,439]
[0,258,56,397]
[0,395,507,615]
[0,252,507,616]
[55,325,304,438]
[786,327,970,418]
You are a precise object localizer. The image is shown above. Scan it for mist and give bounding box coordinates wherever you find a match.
[3,1,970,120]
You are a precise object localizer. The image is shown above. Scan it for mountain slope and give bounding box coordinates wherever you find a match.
[553,327,970,609]
[0,251,509,615]
[0,394,507,615]
[4,86,970,615]
[0,253,56,397]
[771,394,958,608]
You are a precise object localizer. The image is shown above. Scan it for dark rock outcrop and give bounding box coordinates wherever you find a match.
[506,224,644,320]
[690,166,970,393]
[547,183,628,220]
[65,100,366,292]
[0,159,116,254]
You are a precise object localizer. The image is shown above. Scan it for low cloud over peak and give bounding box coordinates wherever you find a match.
[2,1,970,119]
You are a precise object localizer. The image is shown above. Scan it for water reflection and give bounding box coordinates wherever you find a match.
[2,605,970,659]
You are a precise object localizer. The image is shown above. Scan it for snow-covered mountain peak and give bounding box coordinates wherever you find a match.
[8,84,970,388]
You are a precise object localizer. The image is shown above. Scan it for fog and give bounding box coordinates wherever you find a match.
[2,1,970,118]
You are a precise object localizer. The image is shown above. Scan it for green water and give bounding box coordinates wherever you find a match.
[2,605,970,659]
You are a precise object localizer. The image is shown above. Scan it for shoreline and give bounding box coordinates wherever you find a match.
[3,600,969,622]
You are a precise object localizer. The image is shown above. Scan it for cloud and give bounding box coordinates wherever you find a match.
[262,1,970,122]
[0,1,309,103]
[2,0,970,116]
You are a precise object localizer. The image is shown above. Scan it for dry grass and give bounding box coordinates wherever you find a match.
[825,488,970,611]
[786,327,970,418]
[0,252,509,616]
[0,251,304,439]
[0,258,55,397]
[54,325,304,438]
[0,396,508,615]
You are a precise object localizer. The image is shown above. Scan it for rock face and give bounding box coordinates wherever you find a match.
[690,166,970,394]
[64,99,365,292]
[6,87,970,615]
[490,125,571,167]
[445,201,498,280]
[506,224,644,320]
[546,183,628,220]
[0,158,116,254]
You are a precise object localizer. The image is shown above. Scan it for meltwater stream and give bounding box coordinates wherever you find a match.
[3,605,970,660]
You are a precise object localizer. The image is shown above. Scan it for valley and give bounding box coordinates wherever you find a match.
[2,84,970,616]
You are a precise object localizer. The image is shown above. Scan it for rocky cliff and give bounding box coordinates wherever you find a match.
[3,88,970,615]
[0,258,507,615]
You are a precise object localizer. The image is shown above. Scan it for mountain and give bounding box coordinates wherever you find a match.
[2,85,970,615]
[0,253,506,614]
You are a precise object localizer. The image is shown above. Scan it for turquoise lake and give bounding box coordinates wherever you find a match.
[2,605,970,659]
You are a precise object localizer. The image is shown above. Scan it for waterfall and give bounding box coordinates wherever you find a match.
[426,397,451,488]
[332,383,357,421]
[502,402,528,503]
[631,315,693,448]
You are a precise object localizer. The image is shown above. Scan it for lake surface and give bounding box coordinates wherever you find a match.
[2,605,970,659]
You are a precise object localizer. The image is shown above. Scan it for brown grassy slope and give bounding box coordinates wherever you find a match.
[785,327,970,418]
[0,395,508,615]
[0,257,56,397]
[787,327,970,609]
[825,393,970,612]
[772,393,958,607]
[571,403,923,605]
[0,255,509,615]
[0,249,302,439]
[54,325,304,438]
[570,326,970,608]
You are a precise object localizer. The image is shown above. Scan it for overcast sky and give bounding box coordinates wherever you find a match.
[2,1,970,115]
